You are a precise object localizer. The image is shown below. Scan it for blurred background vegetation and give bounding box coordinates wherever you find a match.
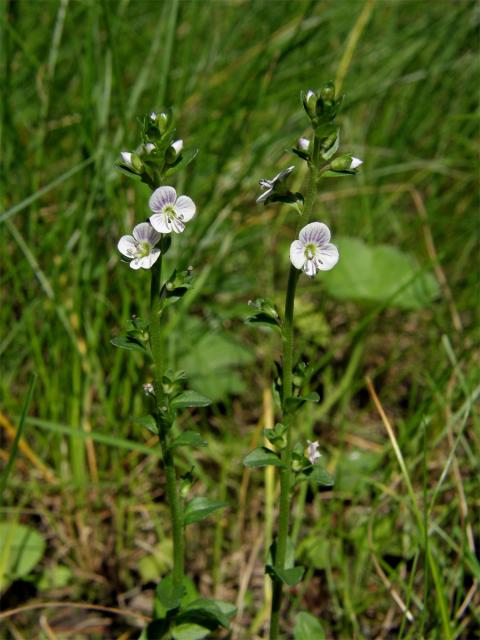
[1,0,479,638]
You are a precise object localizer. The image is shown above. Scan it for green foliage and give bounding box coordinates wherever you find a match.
[0,523,46,592]
[183,497,227,526]
[294,612,326,639]
[243,447,284,468]
[323,237,439,309]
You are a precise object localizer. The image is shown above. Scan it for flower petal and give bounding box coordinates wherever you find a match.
[290,240,306,270]
[315,243,339,271]
[256,187,272,204]
[299,222,331,246]
[149,186,177,213]
[303,259,318,277]
[171,217,185,233]
[118,235,137,258]
[120,151,132,165]
[138,248,161,269]
[175,195,196,222]
[272,165,294,184]
[149,213,172,234]
[132,222,160,245]
[129,258,143,270]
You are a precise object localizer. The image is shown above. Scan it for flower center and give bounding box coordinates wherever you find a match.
[136,241,151,258]
[163,204,177,221]
[304,243,316,260]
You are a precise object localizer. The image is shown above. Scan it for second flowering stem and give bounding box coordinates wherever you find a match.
[150,255,185,589]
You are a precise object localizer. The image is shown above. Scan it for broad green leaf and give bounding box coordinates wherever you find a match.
[183,498,227,526]
[309,464,335,487]
[294,612,326,639]
[243,447,284,468]
[0,523,46,592]
[175,598,230,630]
[134,415,158,435]
[155,574,184,611]
[245,312,280,331]
[267,564,305,586]
[178,325,254,402]
[171,391,211,410]
[172,623,210,640]
[111,335,148,355]
[323,237,439,310]
[169,431,207,450]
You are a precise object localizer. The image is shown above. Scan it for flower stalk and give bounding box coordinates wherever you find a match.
[150,253,185,588]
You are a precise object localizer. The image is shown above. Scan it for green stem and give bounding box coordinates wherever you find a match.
[270,265,299,639]
[270,135,320,639]
[150,255,185,588]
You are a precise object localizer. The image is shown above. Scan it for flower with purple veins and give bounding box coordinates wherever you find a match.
[118,222,161,270]
[149,186,196,234]
[290,222,339,277]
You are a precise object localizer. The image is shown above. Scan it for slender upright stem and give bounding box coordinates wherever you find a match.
[150,256,185,588]
[270,265,299,639]
[269,141,319,639]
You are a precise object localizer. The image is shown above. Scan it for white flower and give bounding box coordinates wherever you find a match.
[350,157,363,169]
[118,222,161,270]
[290,222,339,276]
[257,166,294,203]
[144,142,156,154]
[306,440,321,464]
[120,151,132,166]
[297,137,310,152]
[171,139,183,155]
[143,382,155,396]
[150,111,157,121]
[149,186,196,234]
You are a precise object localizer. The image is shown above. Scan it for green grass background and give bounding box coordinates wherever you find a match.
[1,0,479,638]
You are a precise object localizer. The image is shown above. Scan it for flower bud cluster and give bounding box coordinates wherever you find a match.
[117,109,197,190]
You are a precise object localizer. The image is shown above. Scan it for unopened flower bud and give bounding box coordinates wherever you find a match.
[330,154,363,171]
[167,139,183,163]
[158,112,170,133]
[131,153,143,172]
[320,81,335,102]
[120,151,132,166]
[303,89,317,119]
[150,111,157,122]
[144,142,156,154]
[297,137,310,152]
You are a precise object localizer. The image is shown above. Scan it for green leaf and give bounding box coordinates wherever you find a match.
[178,323,254,402]
[134,415,158,435]
[156,574,184,611]
[266,564,305,586]
[0,523,46,592]
[245,312,280,331]
[323,237,439,310]
[309,464,335,487]
[243,447,284,468]
[165,148,199,175]
[285,392,320,414]
[183,498,227,526]
[172,623,210,640]
[175,598,231,630]
[111,335,148,355]
[294,612,326,639]
[169,431,207,450]
[171,391,212,410]
[144,618,170,639]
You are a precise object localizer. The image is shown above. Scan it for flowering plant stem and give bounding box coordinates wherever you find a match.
[269,149,319,640]
[150,254,185,588]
